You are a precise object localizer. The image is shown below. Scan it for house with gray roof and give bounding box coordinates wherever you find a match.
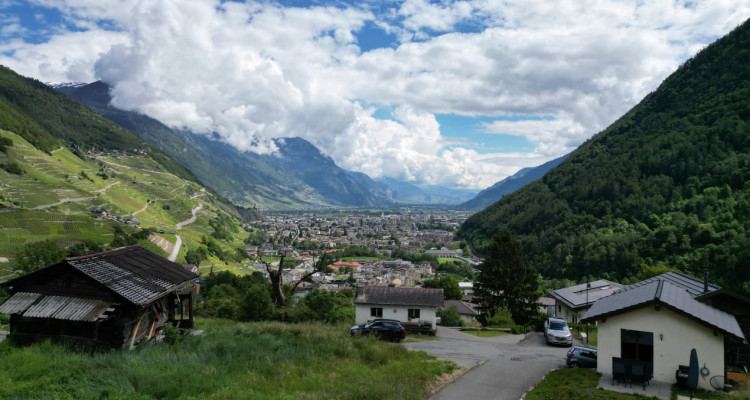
[441,299,479,324]
[547,279,623,324]
[354,286,444,331]
[0,245,198,349]
[581,273,746,391]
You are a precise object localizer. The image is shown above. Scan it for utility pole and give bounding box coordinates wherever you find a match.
[586,277,590,343]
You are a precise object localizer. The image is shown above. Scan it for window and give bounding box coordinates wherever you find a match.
[370,307,383,318]
[581,350,597,359]
[408,308,420,319]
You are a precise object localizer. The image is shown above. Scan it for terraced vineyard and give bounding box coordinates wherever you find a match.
[0,129,257,278]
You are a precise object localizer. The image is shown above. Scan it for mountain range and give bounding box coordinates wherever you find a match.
[457,19,750,296]
[53,82,488,208]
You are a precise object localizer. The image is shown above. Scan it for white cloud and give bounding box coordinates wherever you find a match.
[1,0,749,189]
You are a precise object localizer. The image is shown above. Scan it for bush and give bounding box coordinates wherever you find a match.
[0,137,12,153]
[509,325,524,334]
[437,307,465,327]
[239,285,274,322]
[485,314,515,327]
[1,162,24,175]
[161,323,183,345]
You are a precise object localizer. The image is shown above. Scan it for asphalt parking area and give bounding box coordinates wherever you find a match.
[403,328,571,400]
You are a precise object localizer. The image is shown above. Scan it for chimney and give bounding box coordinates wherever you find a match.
[703,269,709,293]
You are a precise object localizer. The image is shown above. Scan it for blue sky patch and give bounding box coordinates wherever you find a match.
[436,114,536,153]
[356,20,398,52]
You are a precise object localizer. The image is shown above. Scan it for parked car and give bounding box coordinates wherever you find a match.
[566,346,598,368]
[544,317,573,346]
[350,319,407,342]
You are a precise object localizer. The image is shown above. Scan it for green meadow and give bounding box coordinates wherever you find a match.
[0,320,455,400]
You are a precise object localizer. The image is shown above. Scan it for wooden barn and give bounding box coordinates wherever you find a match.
[0,245,198,349]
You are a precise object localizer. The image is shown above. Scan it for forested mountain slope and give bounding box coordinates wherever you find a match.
[458,154,568,210]
[457,20,750,296]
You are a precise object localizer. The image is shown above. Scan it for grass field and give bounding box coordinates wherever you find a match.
[527,368,750,400]
[0,320,456,400]
[0,209,121,261]
[525,369,660,400]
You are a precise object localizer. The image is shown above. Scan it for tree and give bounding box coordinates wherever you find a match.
[437,307,465,327]
[302,289,335,322]
[424,275,463,300]
[239,285,274,322]
[16,239,66,272]
[258,231,331,306]
[474,229,539,324]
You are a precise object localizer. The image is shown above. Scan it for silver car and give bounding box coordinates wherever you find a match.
[544,317,573,346]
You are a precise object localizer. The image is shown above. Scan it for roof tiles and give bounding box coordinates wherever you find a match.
[582,280,745,342]
[355,286,444,307]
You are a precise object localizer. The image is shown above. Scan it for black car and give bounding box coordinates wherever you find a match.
[566,346,597,368]
[350,319,407,342]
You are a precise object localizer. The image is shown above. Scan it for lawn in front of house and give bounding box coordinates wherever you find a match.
[525,369,662,400]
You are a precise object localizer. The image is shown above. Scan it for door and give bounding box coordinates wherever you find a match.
[621,329,653,377]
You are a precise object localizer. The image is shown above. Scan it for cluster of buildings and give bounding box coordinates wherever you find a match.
[246,257,435,289]
[250,212,470,255]
[88,207,140,227]
[547,272,749,392]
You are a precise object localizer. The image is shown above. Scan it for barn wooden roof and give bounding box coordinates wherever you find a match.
[2,245,198,306]
[0,292,112,322]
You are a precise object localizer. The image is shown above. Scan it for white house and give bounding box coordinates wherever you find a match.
[354,286,444,331]
[548,279,623,324]
[581,279,745,391]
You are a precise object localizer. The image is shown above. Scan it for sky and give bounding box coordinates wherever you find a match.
[1,1,749,190]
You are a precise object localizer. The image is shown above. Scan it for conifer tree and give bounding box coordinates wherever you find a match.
[475,229,539,324]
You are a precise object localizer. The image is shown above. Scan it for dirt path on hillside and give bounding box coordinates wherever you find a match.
[32,181,120,210]
[175,203,202,230]
[190,188,206,199]
[33,197,95,210]
[167,203,203,262]
[132,202,149,217]
[95,181,120,193]
[169,235,182,262]
[96,158,178,177]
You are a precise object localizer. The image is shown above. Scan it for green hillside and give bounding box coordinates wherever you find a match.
[0,128,262,278]
[457,20,750,295]
[0,66,197,183]
[0,67,264,278]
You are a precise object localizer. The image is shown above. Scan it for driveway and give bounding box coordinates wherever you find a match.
[403,328,571,400]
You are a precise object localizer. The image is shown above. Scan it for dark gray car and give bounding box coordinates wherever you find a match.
[566,346,597,368]
[350,319,407,342]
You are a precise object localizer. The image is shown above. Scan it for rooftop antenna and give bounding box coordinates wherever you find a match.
[703,269,709,293]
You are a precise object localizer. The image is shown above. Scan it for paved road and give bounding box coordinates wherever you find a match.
[403,328,570,400]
